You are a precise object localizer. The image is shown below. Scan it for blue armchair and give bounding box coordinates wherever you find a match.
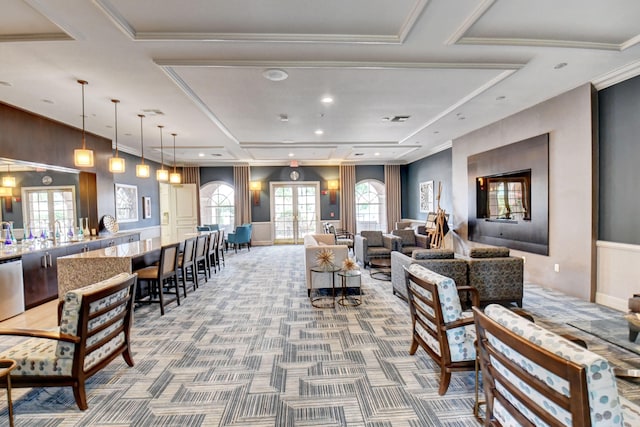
[227,224,252,253]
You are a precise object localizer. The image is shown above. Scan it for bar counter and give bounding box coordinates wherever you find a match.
[57,237,178,298]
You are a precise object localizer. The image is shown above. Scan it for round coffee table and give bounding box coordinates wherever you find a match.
[338,270,362,306]
[369,258,391,281]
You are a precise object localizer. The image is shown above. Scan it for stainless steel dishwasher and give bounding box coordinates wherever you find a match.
[0,257,25,321]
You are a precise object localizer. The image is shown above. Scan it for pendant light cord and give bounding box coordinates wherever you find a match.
[138,114,145,163]
[172,133,177,173]
[79,80,87,149]
[113,99,119,156]
[158,126,164,169]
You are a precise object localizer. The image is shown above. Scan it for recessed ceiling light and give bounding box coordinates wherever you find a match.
[198,153,205,157]
[374,152,380,156]
[262,68,288,81]
[41,99,54,104]
[554,62,568,70]
[0,81,12,87]
[314,129,324,135]
[321,96,334,104]
[279,114,288,122]
[288,152,294,157]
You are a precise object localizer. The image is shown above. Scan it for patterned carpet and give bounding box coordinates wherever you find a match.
[0,244,639,426]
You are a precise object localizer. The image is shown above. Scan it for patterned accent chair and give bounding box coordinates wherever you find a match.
[404,264,479,395]
[391,249,468,301]
[465,247,524,307]
[475,304,640,426]
[354,230,399,266]
[0,273,137,410]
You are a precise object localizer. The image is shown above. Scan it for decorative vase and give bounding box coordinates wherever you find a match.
[83,218,90,237]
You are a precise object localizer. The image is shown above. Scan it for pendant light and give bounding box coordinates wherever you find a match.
[169,132,181,184]
[156,125,168,181]
[2,164,16,188]
[136,114,150,178]
[73,80,94,167]
[108,99,125,173]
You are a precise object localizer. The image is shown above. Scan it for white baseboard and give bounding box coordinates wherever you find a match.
[595,292,626,312]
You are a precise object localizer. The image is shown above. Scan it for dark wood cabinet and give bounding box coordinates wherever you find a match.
[22,247,68,309]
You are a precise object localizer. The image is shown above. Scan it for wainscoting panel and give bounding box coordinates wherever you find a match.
[596,240,640,311]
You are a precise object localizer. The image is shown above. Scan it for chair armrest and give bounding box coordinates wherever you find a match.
[415,233,429,248]
[0,328,80,343]
[457,286,480,306]
[382,234,399,250]
[443,316,475,330]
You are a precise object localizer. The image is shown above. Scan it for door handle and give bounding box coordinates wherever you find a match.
[41,254,47,268]
[48,253,53,267]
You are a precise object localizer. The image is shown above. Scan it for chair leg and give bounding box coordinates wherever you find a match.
[122,345,135,367]
[72,381,88,410]
[157,280,165,316]
[438,369,452,395]
[409,338,419,355]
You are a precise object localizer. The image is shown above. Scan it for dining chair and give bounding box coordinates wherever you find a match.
[193,234,209,285]
[216,229,225,269]
[178,237,197,293]
[134,242,180,316]
[207,230,219,275]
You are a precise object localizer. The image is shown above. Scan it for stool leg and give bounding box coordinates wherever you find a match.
[7,375,14,427]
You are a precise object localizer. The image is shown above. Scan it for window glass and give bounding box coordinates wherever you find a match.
[200,181,235,231]
[355,179,386,232]
[23,186,76,237]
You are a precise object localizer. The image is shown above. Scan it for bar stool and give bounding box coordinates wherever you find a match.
[178,237,197,293]
[193,234,209,285]
[134,242,180,316]
[207,230,219,276]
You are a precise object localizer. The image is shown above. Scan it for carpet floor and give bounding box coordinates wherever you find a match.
[0,244,639,426]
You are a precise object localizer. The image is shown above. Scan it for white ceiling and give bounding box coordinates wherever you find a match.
[2,0,640,167]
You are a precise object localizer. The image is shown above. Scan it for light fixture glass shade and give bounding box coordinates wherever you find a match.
[2,175,16,188]
[327,180,339,190]
[156,168,169,181]
[0,187,12,197]
[249,181,262,191]
[109,157,126,173]
[74,80,94,167]
[136,163,150,178]
[169,171,181,184]
[74,148,94,167]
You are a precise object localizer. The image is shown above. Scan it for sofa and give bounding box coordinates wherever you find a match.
[462,246,523,307]
[475,304,640,426]
[391,249,468,301]
[303,234,358,296]
[354,230,399,267]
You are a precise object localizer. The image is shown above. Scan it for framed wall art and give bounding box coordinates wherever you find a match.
[115,183,138,223]
[419,181,434,213]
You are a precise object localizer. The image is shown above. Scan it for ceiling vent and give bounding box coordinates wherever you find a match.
[390,115,410,122]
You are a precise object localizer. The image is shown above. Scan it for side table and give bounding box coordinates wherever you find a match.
[338,270,362,306]
[0,359,17,427]
[310,265,341,308]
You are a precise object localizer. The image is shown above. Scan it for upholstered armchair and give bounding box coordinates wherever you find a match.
[303,234,357,295]
[354,230,399,266]
[0,273,137,410]
[404,264,479,395]
[391,229,427,256]
[464,246,524,307]
[227,224,252,252]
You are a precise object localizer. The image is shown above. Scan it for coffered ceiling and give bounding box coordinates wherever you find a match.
[1,0,640,167]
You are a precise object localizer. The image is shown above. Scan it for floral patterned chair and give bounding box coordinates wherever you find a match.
[0,273,137,410]
[404,263,479,395]
[464,246,524,307]
[475,304,640,426]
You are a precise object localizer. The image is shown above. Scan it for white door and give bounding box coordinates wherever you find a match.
[271,182,319,244]
[160,183,198,242]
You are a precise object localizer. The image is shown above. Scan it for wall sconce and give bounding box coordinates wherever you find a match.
[249,181,262,205]
[0,187,12,197]
[327,180,339,204]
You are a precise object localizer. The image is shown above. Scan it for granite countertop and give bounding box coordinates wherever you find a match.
[0,231,140,261]
[60,237,171,260]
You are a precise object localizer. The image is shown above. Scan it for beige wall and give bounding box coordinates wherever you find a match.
[452,84,596,301]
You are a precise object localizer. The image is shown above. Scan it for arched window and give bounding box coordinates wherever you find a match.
[355,179,386,232]
[200,181,234,232]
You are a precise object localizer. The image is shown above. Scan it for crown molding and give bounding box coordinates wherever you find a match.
[592,58,640,90]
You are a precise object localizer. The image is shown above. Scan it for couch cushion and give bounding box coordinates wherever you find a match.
[361,231,383,247]
[413,249,454,260]
[469,246,510,258]
[392,229,416,246]
[485,304,623,427]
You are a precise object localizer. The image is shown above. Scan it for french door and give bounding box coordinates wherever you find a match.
[271,182,319,244]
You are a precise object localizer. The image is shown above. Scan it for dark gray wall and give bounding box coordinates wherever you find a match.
[111,151,161,231]
[356,165,384,182]
[599,75,640,245]
[403,149,452,220]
